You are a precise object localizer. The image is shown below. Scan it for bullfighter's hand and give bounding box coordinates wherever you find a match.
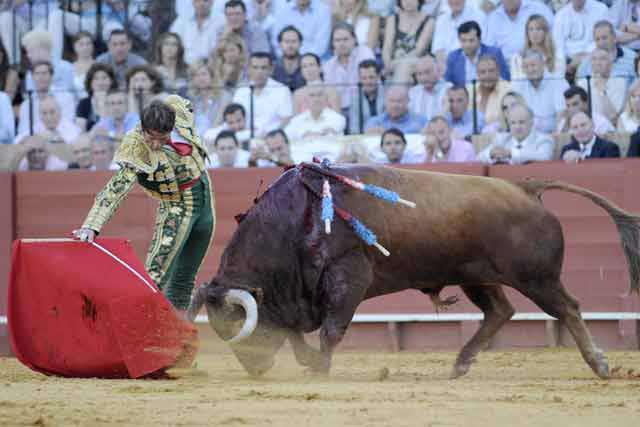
[72,228,96,243]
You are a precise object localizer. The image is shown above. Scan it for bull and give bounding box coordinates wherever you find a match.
[187,164,640,379]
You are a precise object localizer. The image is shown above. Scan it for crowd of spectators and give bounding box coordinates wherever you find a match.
[1,0,640,172]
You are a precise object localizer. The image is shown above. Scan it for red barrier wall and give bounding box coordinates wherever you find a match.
[1,161,638,354]
[0,173,13,356]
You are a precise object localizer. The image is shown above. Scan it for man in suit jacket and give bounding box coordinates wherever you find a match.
[444,20,510,88]
[561,112,620,162]
[349,60,385,134]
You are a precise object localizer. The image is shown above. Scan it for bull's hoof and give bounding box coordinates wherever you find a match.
[450,358,475,379]
[592,352,610,379]
[295,349,324,368]
[303,367,330,377]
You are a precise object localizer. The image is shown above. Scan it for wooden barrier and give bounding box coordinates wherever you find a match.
[0,173,13,356]
[1,161,639,354]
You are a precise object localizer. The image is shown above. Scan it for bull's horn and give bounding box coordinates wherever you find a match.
[225,289,258,343]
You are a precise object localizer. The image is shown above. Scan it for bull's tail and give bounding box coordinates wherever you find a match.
[518,179,640,293]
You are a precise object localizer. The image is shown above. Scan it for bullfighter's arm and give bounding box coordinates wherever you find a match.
[81,166,138,233]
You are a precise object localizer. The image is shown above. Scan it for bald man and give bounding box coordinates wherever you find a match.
[560,112,620,163]
[365,85,428,135]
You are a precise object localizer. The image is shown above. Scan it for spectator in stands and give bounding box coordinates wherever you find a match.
[512,49,568,134]
[510,15,564,81]
[17,135,67,171]
[75,63,118,132]
[561,111,620,162]
[577,49,627,125]
[333,0,381,50]
[378,128,413,164]
[17,95,81,146]
[249,128,294,167]
[91,139,116,171]
[444,86,484,139]
[365,85,428,134]
[210,33,248,91]
[169,0,223,64]
[247,0,278,39]
[431,0,486,69]
[272,26,306,92]
[17,61,75,136]
[209,129,250,167]
[423,115,476,162]
[577,20,635,80]
[68,134,94,170]
[294,53,342,114]
[71,31,96,100]
[152,33,190,97]
[93,89,139,145]
[22,30,75,98]
[608,0,640,52]
[382,0,435,83]
[96,30,147,90]
[271,0,333,58]
[188,60,233,138]
[204,103,251,149]
[323,22,375,114]
[618,80,640,133]
[218,0,271,55]
[483,0,554,63]
[126,65,167,116]
[232,52,293,138]
[472,55,512,133]
[0,39,20,108]
[349,60,385,134]
[556,85,614,135]
[497,91,528,133]
[444,21,510,87]
[409,55,451,121]
[553,0,608,76]
[0,90,14,144]
[477,104,554,164]
[285,82,347,140]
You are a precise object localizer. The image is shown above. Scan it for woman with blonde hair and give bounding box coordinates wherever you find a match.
[333,0,381,50]
[151,32,189,97]
[209,33,248,91]
[510,14,564,81]
[618,80,640,132]
[188,60,233,138]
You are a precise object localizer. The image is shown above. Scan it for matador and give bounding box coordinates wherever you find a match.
[73,95,215,313]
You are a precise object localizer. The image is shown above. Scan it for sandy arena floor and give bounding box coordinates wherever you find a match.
[1,335,639,427]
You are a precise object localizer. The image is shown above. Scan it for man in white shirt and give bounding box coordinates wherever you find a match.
[484,0,554,62]
[285,83,346,140]
[553,0,608,75]
[18,61,76,136]
[271,0,332,58]
[512,50,568,133]
[556,86,615,136]
[477,104,554,164]
[577,48,628,124]
[16,95,81,146]
[377,128,424,164]
[169,0,223,64]
[409,55,451,121]
[22,30,75,99]
[17,135,68,171]
[609,0,640,51]
[232,53,293,138]
[432,0,486,67]
[577,20,636,79]
[208,130,251,168]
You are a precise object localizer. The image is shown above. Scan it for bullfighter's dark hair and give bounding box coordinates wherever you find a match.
[380,128,407,148]
[225,0,247,12]
[265,129,290,145]
[458,21,482,39]
[358,59,379,73]
[141,100,175,134]
[215,129,239,147]
[278,25,303,44]
[223,103,246,119]
[249,51,273,66]
[564,85,588,102]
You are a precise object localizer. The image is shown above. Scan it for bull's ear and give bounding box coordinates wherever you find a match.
[249,287,264,305]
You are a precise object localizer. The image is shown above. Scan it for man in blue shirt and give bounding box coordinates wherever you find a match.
[365,85,428,134]
[444,86,485,139]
